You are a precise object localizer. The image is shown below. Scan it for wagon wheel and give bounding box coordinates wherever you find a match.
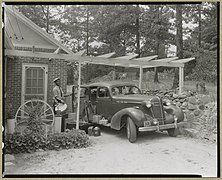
[15,99,55,135]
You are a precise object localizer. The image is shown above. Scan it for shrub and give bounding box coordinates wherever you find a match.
[4,129,90,154]
[190,50,217,83]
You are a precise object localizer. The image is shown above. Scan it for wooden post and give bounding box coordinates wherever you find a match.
[179,67,184,94]
[76,61,81,130]
[139,65,143,89]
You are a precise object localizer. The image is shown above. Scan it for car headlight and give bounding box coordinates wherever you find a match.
[153,118,158,125]
[145,100,152,108]
[174,115,178,121]
[166,100,171,106]
[163,99,171,106]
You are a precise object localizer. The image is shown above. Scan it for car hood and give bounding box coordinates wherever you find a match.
[112,94,154,103]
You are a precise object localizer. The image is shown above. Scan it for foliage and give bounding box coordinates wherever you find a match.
[183,2,218,83]
[190,50,217,83]
[47,129,90,150]
[140,5,174,57]
[16,5,65,34]
[4,129,90,154]
[5,100,90,154]
[15,4,218,84]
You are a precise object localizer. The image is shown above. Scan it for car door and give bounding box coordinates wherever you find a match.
[96,86,113,120]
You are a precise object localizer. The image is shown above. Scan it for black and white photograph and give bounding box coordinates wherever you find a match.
[2,2,219,177]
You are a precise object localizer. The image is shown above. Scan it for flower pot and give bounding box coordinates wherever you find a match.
[7,118,15,134]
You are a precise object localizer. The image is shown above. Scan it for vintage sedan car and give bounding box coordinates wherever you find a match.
[77,81,185,143]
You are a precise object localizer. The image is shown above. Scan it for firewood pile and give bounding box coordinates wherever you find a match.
[143,89,217,142]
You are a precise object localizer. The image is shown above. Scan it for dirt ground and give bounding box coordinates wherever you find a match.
[4,127,217,177]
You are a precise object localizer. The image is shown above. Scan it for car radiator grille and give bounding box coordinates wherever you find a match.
[150,97,165,125]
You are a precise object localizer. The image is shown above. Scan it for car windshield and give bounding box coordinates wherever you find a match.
[111,85,141,95]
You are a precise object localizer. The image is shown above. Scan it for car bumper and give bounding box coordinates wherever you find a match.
[138,121,186,132]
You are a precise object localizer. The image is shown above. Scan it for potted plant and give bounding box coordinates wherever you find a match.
[6,103,15,134]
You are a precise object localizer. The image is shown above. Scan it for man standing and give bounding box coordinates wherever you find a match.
[53,77,72,132]
[53,77,71,114]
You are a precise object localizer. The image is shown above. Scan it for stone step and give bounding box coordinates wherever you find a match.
[180,127,200,138]
[190,121,202,130]
[5,154,15,162]
[5,162,15,166]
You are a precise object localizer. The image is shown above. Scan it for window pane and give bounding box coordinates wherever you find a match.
[26,88,31,94]
[98,88,108,97]
[32,88,37,94]
[38,69,44,78]
[26,79,31,87]
[24,66,46,98]
[38,88,43,94]
[26,69,31,78]
[32,79,38,87]
[33,69,38,78]
[38,79,43,88]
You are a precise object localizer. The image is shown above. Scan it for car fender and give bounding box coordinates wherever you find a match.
[110,107,145,130]
[164,105,184,123]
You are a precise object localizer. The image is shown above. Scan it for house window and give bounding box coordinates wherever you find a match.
[22,64,48,103]
[26,67,44,95]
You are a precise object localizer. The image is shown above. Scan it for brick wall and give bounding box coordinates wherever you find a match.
[5,55,67,119]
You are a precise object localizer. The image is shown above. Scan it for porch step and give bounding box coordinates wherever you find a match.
[180,127,200,138]
[190,121,202,130]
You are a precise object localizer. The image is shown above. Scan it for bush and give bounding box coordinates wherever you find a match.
[190,50,217,83]
[4,129,90,154]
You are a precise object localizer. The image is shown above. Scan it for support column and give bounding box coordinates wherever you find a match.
[139,66,143,90]
[76,61,81,130]
[179,67,184,94]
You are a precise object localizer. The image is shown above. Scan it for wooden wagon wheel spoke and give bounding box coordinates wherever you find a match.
[41,113,54,117]
[41,119,53,122]
[38,103,46,116]
[17,119,28,123]
[39,107,51,117]
[18,109,29,116]
[15,99,55,135]
[16,116,29,119]
[30,100,34,108]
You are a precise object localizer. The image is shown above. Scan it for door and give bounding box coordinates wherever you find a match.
[96,87,113,120]
[21,64,48,105]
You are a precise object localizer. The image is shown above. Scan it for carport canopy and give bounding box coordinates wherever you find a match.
[5,49,195,130]
[6,48,195,92]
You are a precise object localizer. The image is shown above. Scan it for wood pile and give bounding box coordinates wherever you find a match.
[143,89,217,142]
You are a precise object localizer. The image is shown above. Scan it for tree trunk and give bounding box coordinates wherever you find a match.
[154,6,160,83]
[198,4,202,49]
[46,6,50,33]
[172,5,183,89]
[85,7,89,83]
[136,4,140,57]
[135,4,141,79]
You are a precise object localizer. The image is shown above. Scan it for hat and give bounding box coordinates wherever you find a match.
[53,77,60,82]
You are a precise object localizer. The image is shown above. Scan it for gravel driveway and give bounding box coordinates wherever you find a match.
[4,127,217,177]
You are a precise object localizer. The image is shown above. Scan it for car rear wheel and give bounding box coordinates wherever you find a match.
[126,117,137,143]
[167,128,179,137]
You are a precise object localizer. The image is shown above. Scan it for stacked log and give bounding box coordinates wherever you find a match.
[143,89,217,142]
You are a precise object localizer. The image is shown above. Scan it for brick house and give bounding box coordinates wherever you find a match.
[4,5,76,119]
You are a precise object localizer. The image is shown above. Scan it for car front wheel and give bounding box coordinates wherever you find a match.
[126,117,137,143]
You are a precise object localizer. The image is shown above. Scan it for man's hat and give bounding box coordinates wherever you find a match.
[53,77,60,82]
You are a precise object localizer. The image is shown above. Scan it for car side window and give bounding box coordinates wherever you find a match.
[80,87,87,98]
[98,87,110,98]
